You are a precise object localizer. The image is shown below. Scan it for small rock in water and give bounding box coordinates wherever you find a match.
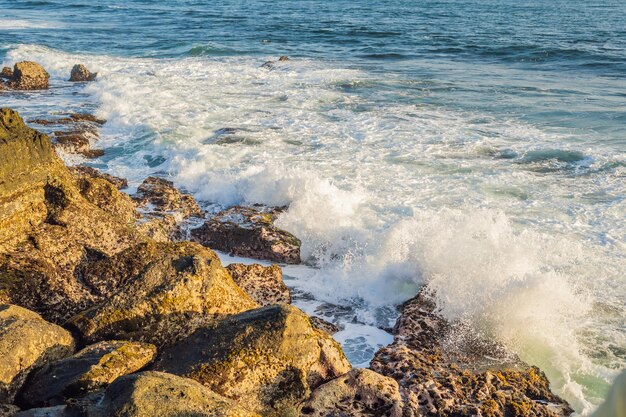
[261,60,274,69]
[191,205,301,264]
[54,131,104,159]
[278,55,290,61]
[226,263,291,305]
[6,61,49,90]
[0,67,12,79]
[69,64,97,82]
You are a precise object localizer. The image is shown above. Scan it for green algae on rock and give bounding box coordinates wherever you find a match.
[153,304,351,417]
[0,305,75,404]
[18,341,156,408]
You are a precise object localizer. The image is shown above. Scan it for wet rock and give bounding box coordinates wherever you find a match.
[0,108,147,322]
[0,305,75,403]
[369,292,573,417]
[301,368,404,417]
[153,304,351,417]
[69,64,97,82]
[191,206,301,264]
[225,263,290,305]
[88,371,260,417]
[19,341,156,408]
[261,61,274,69]
[310,316,341,334]
[6,62,49,90]
[69,166,128,190]
[0,67,12,79]
[54,131,104,159]
[0,404,19,416]
[14,405,72,417]
[67,242,257,347]
[279,56,290,61]
[133,176,202,219]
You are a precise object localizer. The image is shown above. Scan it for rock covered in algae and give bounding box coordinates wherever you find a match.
[0,305,75,404]
[153,304,351,417]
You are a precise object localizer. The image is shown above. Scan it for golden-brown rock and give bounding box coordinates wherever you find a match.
[7,62,49,90]
[226,263,291,305]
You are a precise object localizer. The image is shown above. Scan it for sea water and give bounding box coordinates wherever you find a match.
[1,1,624,414]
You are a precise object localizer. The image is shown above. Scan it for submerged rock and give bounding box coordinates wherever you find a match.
[370,292,573,417]
[301,368,404,417]
[0,305,75,404]
[67,242,257,347]
[6,62,49,90]
[69,64,97,82]
[153,304,351,417]
[226,263,291,305]
[18,341,156,408]
[191,206,301,264]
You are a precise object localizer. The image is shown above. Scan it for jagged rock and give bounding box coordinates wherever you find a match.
[19,341,156,408]
[0,305,75,403]
[29,114,106,126]
[153,304,351,417]
[226,263,291,305]
[69,166,128,190]
[54,131,104,159]
[0,67,12,79]
[191,206,301,264]
[0,108,147,322]
[0,404,19,416]
[67,242,257,347]
[136,215,181,242]
[6,62,49,90]
[133,176,202,219]
[310,316,341,334]
[71,174,137,222]
[369,292,573,417]
[69,65,97,82]
[301,369,404,417]
[279,56,290,61]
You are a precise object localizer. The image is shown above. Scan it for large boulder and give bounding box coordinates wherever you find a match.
[153,304,351,417]
[0,108,149,322]
[0,305,75,403]
[370,292,573,417]
[18,341,156,408]
[69,64,97,82]
[67,243,257,347]
[191,206,301,264]
[226,263,291,305]
[301,369,404,417]
[7,62,49,90]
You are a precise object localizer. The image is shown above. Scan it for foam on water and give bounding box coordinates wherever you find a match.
[3,44,625,415]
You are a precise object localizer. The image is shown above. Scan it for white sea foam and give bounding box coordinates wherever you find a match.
[0,19,65,30]
[3,44,625,415]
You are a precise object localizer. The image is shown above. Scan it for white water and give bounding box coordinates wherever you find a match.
[3,44,625,415]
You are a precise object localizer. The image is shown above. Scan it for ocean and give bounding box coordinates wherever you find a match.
[1,0,625,414]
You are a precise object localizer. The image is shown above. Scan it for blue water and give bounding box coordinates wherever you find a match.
[1,1,625,415]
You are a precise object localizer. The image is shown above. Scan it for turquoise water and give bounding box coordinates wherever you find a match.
[1,1,625,414]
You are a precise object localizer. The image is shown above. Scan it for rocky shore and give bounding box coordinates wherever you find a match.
[0,61,574,417]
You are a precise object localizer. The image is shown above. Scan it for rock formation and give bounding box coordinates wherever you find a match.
[69,65,97,82]
[4,62,49,90]
[226,263,291,305]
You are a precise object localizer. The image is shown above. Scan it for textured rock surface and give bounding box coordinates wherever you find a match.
[153,304,351,417]
[301,368,404,417]
[0,67,12,79]
[67,242,257,346]
[191,206,301,264]
[133,176,202,219]
[69,166,128,190]
[309,316,341,334]
[370,292,573,417]
[54,131,103,159]
[6,62,49,90]
[0,305,75,403]
[19,341,156,408]
[226,263,291,305]
[0,404,20,416]
[69,64,97,82]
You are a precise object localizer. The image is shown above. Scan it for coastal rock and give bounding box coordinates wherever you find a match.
[54,131,104,159]
[29,114,106,126]
[0,305,75,404]
[71,174,137,223]
[89,371,260,417]
[310,316,341,334]
[0,404,19,416]
[69,166,128,190]
[136,215,181,242]
[14,405,71,417]
[0,67,11,79]
[0,108,146,322]
[133,176,202,219]
[153,304,351,417]
[69,64,97,82]
[18,341,156,408]
[226,263,291,305]
[301,368,404,417]
[279,56,290,61]
[369,292,573,417]
[191,206,301,264]
[7,62,49,90]
[67,242,257,346]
